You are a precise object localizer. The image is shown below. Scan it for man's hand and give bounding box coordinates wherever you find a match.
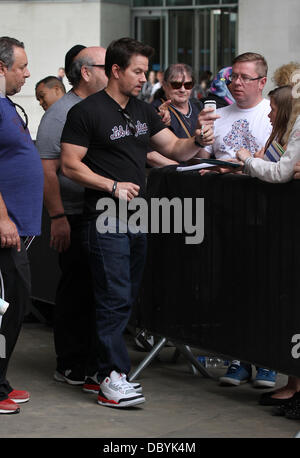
[236,148,251,162]
[197,106,220,127]
[0,216,21,251]
[115,182,140,201]
[50,217,71,253]
[199,158,243,176]
[194,125,215,147]
[157,99,171,126]
[294,161,300,179]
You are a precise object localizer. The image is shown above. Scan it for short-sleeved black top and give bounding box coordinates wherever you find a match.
[61,89,166,215]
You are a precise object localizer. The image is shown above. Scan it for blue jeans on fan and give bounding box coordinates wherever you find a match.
[82,216,147,382]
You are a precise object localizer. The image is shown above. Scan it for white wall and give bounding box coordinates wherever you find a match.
[0,1,101,138]
[239,0,300,95]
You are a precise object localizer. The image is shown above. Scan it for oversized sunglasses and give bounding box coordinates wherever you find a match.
[169,81,194,90]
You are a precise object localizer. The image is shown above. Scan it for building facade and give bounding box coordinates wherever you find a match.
[0,0,299,136]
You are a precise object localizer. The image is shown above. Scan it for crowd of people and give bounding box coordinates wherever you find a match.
[0,34,300,423]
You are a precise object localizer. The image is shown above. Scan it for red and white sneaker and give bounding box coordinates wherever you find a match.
[83,374,99,394]
[97,371,145,408]
[83,373,142,394]
[8,389,30,404]
[0,398,20,414]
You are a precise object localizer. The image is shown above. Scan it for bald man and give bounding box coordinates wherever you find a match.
[35,45,107,390]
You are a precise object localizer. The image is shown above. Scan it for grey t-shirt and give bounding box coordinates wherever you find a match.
[36,90,84,214]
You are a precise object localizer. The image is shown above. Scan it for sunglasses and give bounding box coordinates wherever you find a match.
[7,97,28,130]
[89,64,105,69]
[169,81,194,90]
[119,108,137,136]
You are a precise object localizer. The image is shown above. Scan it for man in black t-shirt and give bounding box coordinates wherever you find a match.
[61,37,214,408]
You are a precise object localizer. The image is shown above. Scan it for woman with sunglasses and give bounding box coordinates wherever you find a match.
[147,63,203,167]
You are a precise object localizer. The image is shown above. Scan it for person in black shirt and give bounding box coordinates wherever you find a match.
[61,37,214,408]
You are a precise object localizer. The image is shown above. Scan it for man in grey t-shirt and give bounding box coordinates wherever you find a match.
[35,45,107,389]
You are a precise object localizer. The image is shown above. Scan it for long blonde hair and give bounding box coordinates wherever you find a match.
[283,95,300,145]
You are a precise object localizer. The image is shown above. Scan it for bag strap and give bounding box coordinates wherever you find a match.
[167,104,191,138]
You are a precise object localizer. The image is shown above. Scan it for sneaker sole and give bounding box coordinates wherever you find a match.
[219,377,250,386]
[83,386,99,394]
[97,395,145,408]
[54,372,84,386]
[9,397,30,404]
[0,407,20,414]
[253,380,276,388]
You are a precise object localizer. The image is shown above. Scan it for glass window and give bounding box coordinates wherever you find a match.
[166,0,193,6]
[133,0,163,6]
[169,10,194,68]
[196,0,221,4]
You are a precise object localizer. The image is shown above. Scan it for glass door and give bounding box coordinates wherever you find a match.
[210,8,238,74]
[134,10,168,71]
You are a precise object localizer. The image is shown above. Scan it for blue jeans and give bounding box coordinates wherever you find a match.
[82,217,147,381]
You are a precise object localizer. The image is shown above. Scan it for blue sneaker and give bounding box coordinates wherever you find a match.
[253,368,276,388]
[219,363,252,386]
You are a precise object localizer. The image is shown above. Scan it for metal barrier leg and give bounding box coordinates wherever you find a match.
[175,344,215,379]
[129,337,167,381]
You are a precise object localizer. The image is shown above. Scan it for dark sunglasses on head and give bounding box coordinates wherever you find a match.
[169,81,194,90]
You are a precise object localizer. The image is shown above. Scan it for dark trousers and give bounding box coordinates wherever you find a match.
[54,215,98,376]
[0,242,30,401]
[82,217,147,381]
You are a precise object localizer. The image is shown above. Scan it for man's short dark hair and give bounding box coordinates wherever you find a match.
[233,52,268,77]
[105,37,154,78]
[0,36,24,69]
[35,75,66,93]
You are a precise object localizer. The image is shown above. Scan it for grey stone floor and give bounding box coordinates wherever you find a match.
[1,323,300,439]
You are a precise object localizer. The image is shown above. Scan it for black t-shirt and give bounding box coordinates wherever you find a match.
[61,89,166,215]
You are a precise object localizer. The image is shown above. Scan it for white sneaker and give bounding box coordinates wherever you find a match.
[98,371,145,408]
[120,373,143,393]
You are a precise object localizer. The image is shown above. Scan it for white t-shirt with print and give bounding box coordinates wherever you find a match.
[205,99,272,160]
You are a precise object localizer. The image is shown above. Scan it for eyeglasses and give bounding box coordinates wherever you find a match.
[229,74,264,84]
[169,81,194,90]
[89,64,105,69]
[7,97,28,130]
[118,108,137,136]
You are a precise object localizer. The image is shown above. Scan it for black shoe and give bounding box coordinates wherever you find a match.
[271,392,300,417]
[259,390,298,406]
[284,393,300,420]
[54,369,85,385]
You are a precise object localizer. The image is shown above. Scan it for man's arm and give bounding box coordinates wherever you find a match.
[150,124,214,163]
[147,151,179,167]
[61,143,140,201]
[41,159,71,253]
[0,192,20,251]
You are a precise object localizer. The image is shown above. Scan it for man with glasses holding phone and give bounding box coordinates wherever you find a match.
[60,37,214,408]
[0,37,43,414]
[36,45,108,391]
[197,52,272,161]
[198,52,277,389]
